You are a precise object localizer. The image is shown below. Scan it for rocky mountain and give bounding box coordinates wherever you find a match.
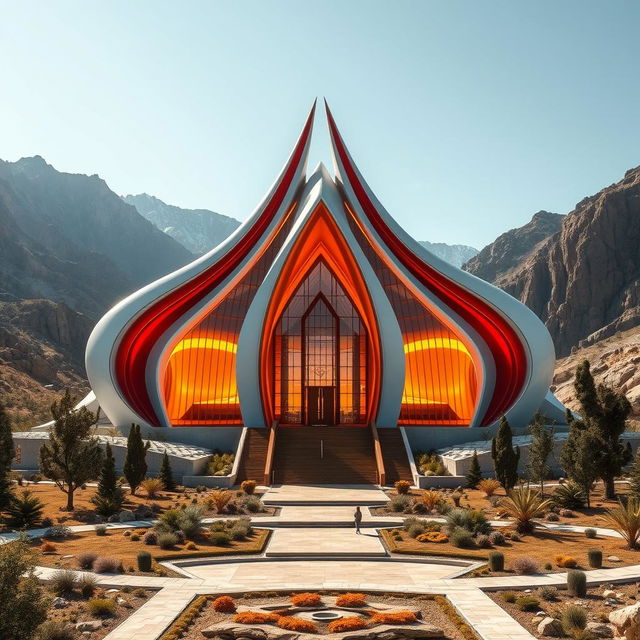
[463,210,564,284]
[123,193,241,256]
[419,241,478,268]
[0,157,192,317]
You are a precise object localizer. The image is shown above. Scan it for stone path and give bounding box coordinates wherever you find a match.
[262,484,388,505]
[266,528,387,556]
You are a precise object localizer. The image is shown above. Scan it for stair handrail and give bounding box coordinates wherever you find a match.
[230,426,248,485]
[370,420,386,486]
[263,420,278,486]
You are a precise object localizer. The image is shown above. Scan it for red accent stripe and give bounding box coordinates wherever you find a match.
[114,105,315,425]
[325,105,527,426]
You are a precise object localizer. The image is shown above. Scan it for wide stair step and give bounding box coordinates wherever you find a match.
[235,428,269,483]
[273,427,378,485]
[377,428,414,485]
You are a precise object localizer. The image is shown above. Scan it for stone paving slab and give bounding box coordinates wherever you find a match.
[262,484,388,505]
[266,527,387,556]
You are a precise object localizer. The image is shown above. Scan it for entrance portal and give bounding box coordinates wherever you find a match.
[306,386,335,425]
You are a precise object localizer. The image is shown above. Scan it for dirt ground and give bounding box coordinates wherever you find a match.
[179,593,468,640]
[381,527,640,574]
[490,582,640,638]
[34,528,270,574]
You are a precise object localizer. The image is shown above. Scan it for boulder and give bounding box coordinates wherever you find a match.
[76,621,103,632]
[537,617,563,637]
[586,622,614,638]
[118,510,136,522]
[607,556,621,563]
[52,597,68,609]
[609,602,640,640]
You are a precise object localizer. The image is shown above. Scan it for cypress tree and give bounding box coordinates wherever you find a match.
[123,424,149,496]
[159,452,176,491]
[92,443,123,514]
[491,416,520,490]
[0,402,15,512]
[559,415,599,507]
[629,447,640,499]
[466,450,482,488]
[526,412,554,494]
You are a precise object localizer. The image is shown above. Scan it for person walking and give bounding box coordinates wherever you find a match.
[354,506,362,534]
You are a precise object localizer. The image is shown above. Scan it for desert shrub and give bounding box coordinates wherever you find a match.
[233,611,280,624]
[567,570,587,597]
[137,551,152,572]
[414,451,449,476]
[588,549,603,568]
[33,621,76,640]
[584,527,597,539]
[559,508,574,517]
[209,490,233,513]
[407,523,426,538]
[552,481,587,509]
[277,617,317,633]
[449,526,475,548]
[512,556,539,575]
[335,592,367,607]
[501,591,517,603]
[5,490,45,528]
[546,512,560,522]
[78,573,98,598]
[328,617,367,632]
[130,533,140,542]
[240,480,257,495]
[76,552,98,570]
[445,508,491,535]
[41,517,54,528]
[50,569,77,595]
[488,531,505,545]
[477,478,501,497]
[290,592,322,606]
[475,534,492,548]
[177,505,204,538]
[212,595,237,612]
[451,491,463,507]
[210,531,231,546]
[43,525,71,540]
[389,495,412,512]
[93,556,122,573]
[229,525,248,541]
[140,477,164,498]
[488,551,504,571]
[515,596,540,611]
[243,496,263,513]
[132,588,147,598]
[369,610,417,625]
[86,598,116,617]
[158,532,179,550]
[394,480,411,495]
[185,541,197,550]
[41,541,57,553]
[416,531,448,543]
[539,586,558,601]
[419,490,442,512]
[509,531,521,542]
[95,524,107,536]
[554,554,578,568]
[154,508,182,533]
[561,605,587,634]
[143,530,158,545]
[499,487,551,533]
[209,452,235,476]
[604,498,640,549]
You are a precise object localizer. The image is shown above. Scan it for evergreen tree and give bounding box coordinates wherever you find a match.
[92,443,123,515]
[0,402,15,512]
[491,416,520,490]
[159,452,176,491]
[466,450,482,488]
[124,424,149,496]
[574,360,632,499]
[559,415,599,507]
[629,447,640,499]
[526,412,554,494]
[39,390,103,510]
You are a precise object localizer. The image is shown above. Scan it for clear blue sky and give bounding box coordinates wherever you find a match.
[1,1,638,248]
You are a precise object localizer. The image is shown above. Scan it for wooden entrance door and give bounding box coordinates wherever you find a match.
[306,386,335,425]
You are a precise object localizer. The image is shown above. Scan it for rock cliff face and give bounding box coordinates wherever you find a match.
[419,241,478,268]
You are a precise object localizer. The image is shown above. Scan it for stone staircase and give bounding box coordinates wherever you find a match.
[377,428,414,485]
[235,428,269,483]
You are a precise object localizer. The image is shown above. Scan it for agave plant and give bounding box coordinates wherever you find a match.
[499,486,552,533]
[604,498,640,549]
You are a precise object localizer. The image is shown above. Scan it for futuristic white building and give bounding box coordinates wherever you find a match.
[84,102,565,482]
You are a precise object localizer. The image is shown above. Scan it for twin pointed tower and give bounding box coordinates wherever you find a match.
[86,102,561,447]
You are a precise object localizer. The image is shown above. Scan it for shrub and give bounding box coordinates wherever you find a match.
[475,534,492,548]
[515,596,540,612]
[588,549,603,568]
[369,610,417,625]
[177,505,204,538]
[395,480,412,495]
[416,531,448,543]
[561,605,587,634]
[545,512,560,522]
[243,496,263,513]
[185,541,197,550]
[449,526,475,548]
[477,478,501,497]
[539,586,558,601]
[140,477,164,498]
[137,551,152,572]
[155,508,181,533]
[33,621,76,640]
[567,570,587,597]
[552,481,587,509]
[212,595,237,612]
[584,527,597,539]
[229,525,248,541]
[50,569,77,595]
[93,556,122,573]
[328,617,368,632]
[419,490,442,512]
[554,554,578,568]
[209,452,235,476]
[87,597,117,617]
[43,525,71,540]
[209,490,233,513]
[544,562,552,571]
[5,490,45,528]
[41,517,54,528]
[389,495,412,512]
[143,530,158,545]
[210,531,231,546]
[76,552,98,570]
[291,592,322,606]
[41,541,57,553]
[451,491,463,507]
[233,611,280,624]
[130,532,140,542]
[407,523,425,538]
[509,531,521,542]
[501,591,517,603]
[277,617,318,633]
[241,480,257,495]
[488,551,504,571]
[604,498,640,548]
[95,524,107,536]
[488,531,505,545]
[512,556,539,575]
[335,592,367,607]
[158,532,179,550]
[445,508,490,535]
[499,487,551,533]
[78,573,98,598]
[559,508,574,517]
[132,588,147,598]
